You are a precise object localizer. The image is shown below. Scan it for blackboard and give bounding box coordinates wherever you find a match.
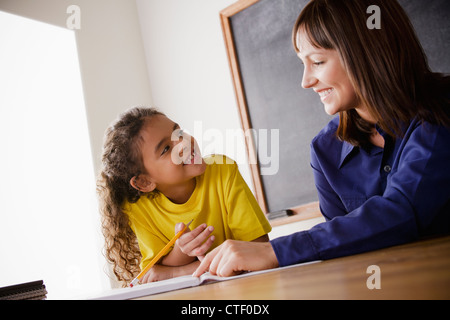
[220,0,450,217]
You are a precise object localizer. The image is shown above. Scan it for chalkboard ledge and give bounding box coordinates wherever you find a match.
[269,201,322,227]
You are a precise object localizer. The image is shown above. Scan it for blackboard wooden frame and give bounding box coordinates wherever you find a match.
[220,0,322,224]
[220,0,264,210]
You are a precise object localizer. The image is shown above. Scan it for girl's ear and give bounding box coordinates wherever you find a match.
[130,175,156,193]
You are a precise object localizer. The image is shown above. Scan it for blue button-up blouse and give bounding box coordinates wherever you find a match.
[271,116,450,266]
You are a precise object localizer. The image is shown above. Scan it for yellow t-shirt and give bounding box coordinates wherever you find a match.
[123,155,272,270]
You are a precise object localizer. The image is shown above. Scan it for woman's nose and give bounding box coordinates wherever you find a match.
[301,66,317,89]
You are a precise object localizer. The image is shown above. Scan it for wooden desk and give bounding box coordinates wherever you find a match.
[138,236,450,300]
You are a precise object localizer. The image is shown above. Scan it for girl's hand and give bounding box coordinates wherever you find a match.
[175,223,215,260]
[140,261,200,283]
[140,264,174,283]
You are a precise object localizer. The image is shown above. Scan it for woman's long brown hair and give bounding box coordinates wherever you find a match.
[292,0,450,146]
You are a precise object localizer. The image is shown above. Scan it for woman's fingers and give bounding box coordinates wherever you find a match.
[193,240,279,277]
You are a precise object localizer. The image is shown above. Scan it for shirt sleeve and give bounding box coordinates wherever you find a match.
[225,162,272,241]
[127,214,167,270]
[310,146,348,220]
[271,122,450,267]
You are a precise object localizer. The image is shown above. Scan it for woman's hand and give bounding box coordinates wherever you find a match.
[193,240,279,277]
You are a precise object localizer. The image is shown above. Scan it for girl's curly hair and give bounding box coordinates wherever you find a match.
[96,106,163,285]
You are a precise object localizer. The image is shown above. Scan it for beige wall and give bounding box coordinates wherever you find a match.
[135,0,252,186]
[0,0,153,173]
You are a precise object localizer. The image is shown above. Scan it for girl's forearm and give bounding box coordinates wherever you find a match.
[141,260,201,283]
[171,260,200,278]
[160,243,196,266]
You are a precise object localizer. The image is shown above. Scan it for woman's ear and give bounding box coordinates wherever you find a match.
[130,175,156,193]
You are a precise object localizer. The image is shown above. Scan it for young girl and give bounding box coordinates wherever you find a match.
[194,0,450,277]
[97,107,271,285]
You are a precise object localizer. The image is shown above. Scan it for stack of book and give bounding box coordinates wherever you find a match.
[0,280,47,300]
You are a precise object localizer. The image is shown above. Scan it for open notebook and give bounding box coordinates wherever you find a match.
[89,261,320,300]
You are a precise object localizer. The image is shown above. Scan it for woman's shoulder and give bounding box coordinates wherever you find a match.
[311,116,342,148]
[405,117,450,147]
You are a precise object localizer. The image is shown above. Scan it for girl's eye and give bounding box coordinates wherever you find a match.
[313,61,324,66]
[161,145,170,156]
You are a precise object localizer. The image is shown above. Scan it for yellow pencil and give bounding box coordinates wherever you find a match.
[129,219,193,287]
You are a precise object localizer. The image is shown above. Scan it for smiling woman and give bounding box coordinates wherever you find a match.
[292,0,450,146]
[0,11,108,299]
[296,39,360,119]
